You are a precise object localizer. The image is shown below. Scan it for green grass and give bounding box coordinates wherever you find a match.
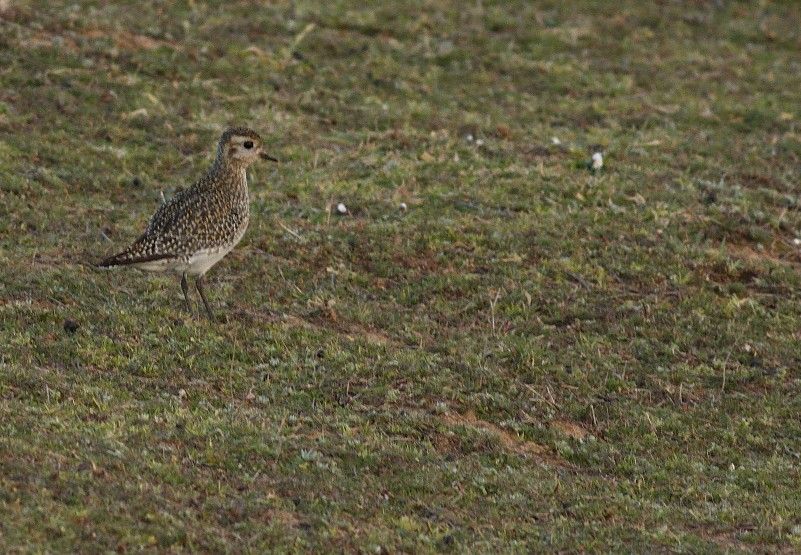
[2,0,801,551]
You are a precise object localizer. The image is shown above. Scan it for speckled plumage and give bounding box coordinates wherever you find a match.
[99,127,276,318]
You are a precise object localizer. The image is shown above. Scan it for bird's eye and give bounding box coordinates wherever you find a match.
[243,140,254,149]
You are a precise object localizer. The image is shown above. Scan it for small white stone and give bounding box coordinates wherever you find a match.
[551,136,561,145]
[399,202,408,211]
[591,152,604,170]
[466,134,474,142]
[794,238,801,246]
[336,202,348,214]
[475,139,485,146]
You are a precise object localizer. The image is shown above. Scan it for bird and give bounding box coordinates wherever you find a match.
[98,126,278,320]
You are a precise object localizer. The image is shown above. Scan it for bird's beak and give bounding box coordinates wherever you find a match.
[259,151,279,162]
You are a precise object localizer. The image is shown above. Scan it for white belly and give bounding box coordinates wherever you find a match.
[185,245,236,275]
[135,244,236,275]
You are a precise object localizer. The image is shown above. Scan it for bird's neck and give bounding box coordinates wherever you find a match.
[206,158,249,191]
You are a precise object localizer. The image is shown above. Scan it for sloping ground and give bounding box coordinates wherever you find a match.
[1,1,801,551]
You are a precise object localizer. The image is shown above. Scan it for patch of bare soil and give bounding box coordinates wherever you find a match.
[549,419,591,441]
[440,409,568,466]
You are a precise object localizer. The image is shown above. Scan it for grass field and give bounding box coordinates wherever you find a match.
[2,0,801,552]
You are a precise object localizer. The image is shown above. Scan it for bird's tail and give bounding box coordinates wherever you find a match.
[96,247,167,268]
[97,250,136,268]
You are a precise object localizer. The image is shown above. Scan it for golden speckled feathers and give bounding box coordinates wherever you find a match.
[98,128,261,270]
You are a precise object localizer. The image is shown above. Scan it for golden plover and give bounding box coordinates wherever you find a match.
[99,127,277,319]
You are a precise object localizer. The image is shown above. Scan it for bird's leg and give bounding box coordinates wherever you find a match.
[180,272,193,315]
[195,275,215,321]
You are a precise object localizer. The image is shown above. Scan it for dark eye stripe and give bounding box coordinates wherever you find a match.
[244,140,254,149]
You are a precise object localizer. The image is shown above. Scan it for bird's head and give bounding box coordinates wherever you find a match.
[216,127,278,168]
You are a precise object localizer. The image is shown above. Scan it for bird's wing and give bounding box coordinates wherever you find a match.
[146,187,191,234]
[98,189,201,267]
